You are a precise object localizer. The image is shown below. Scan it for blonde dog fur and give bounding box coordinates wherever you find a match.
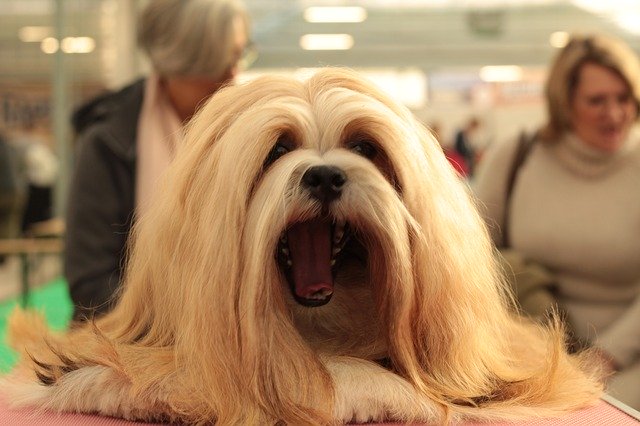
[4,69,602,424]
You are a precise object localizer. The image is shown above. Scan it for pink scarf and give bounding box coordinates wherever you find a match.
[135,74,183,216]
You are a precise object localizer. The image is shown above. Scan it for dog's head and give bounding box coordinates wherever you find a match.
[115,68,515,415]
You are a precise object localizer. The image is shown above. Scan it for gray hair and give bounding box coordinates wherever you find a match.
[137,0,249,78]
[541,33,640,141]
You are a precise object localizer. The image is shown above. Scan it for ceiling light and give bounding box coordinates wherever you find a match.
[479,65,523,82]
[19,26,53,42]
[61,37,96,54]
[40,37,59,54]
[40,36,96,54]
[299,34,354,50]
[303,7,367,23]
[549,31,570,48]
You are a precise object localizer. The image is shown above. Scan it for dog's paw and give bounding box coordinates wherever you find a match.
[3,365,141,419]
[325,357,439,423]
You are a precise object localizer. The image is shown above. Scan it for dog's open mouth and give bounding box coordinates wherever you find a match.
[277,217,350,307]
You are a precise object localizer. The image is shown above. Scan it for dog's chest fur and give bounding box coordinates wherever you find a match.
[289,260,388,359]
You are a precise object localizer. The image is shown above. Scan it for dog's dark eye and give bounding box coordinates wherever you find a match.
[349,141,377,160]
[264,139,293,168]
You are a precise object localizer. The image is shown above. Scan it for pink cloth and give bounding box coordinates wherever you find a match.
[135,74,183,216]
[0,393,637,425]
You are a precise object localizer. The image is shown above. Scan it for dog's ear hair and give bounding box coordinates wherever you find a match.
[102,74,337,423]
[306,70,603,413]
[304,68,509,395]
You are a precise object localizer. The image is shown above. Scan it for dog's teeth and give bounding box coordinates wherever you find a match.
[287,260,292,266]
[332,246,341,255]
[310,289,332,299]
[281,248,289,256]
[330,259,336,266]
[333,220,346,244]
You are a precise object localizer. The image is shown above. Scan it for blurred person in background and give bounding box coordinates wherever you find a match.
[11,121,59,234]
[430,121,469,177]
[66,0,251,321]
[0,131,26,255]
[453,116,481,178]
[474,33,640,409]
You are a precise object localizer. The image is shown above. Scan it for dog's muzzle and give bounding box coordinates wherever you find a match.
[277,165,350,307]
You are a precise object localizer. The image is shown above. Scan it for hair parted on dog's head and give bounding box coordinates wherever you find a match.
[7,68,602,424]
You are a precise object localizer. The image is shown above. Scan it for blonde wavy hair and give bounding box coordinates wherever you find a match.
[4,68,602,424]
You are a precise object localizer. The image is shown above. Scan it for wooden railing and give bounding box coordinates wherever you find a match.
[0,238,63,256]
[0,218,64,306]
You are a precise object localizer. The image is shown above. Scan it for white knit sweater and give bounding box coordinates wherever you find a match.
[473,130,640,369]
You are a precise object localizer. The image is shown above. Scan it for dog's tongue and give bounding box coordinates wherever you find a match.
[287,218,334,299]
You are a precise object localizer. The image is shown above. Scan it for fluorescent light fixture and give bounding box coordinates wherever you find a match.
[19,26,53,42]
[299,34,354,50]
[479,65,523,82]
[61,36,96,53]
[303,7,367,23]
[41,36,96,54]
[549,31,570,48]
[40,37,59,54]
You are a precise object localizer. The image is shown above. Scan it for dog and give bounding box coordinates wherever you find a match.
[3,68,602,424]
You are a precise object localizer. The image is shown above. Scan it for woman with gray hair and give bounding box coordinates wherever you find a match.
[66,0,251,321]
[474,33,640,409]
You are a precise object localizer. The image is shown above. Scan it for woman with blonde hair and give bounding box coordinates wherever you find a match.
[474,33,640,409]
[66,0,251,321]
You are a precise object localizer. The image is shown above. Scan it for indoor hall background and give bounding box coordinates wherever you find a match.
[1,0,640,369]
[2,0,640,199]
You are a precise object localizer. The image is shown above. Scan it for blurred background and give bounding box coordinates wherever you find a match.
[2,0,640,212]
[1,0,640,369]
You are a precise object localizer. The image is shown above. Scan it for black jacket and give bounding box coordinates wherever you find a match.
[65,79,144,320]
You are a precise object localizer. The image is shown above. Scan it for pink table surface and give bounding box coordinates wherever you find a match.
[0,392,638,425]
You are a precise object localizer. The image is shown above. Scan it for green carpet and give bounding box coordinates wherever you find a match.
[0,277,73,373]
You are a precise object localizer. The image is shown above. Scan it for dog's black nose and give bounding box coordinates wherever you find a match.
[302,165,347,204]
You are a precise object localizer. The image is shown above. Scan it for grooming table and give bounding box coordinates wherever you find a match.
[0,393,638,425]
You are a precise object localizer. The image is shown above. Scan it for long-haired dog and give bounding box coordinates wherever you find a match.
[4,68,602,424]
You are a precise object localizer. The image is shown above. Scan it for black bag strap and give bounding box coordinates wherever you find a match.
[502,131,537,248]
